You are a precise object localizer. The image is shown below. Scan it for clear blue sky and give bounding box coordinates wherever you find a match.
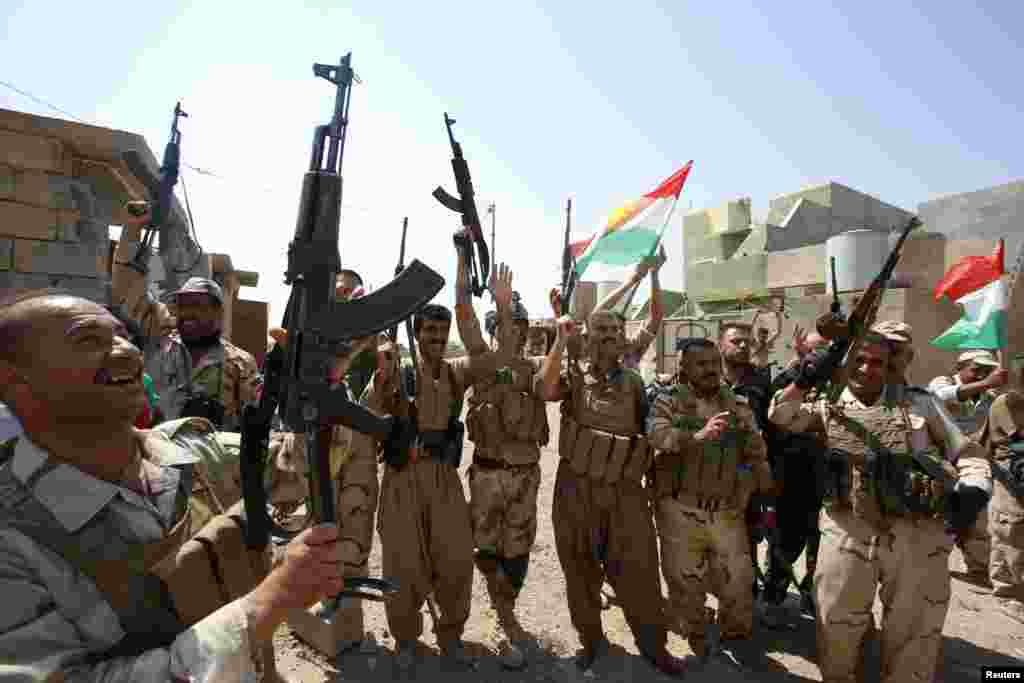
[2,1,1020,325]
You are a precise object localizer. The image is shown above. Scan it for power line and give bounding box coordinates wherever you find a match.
[0,78,382,215]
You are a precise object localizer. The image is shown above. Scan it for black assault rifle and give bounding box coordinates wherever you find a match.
[239,53,444,605]
[432,113,491,298]
[126,102,188,274]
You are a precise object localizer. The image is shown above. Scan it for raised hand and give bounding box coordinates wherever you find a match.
[556,315,579,341]
[490,263,514,310]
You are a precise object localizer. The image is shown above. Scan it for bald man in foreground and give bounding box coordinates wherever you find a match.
[0,289,345,682]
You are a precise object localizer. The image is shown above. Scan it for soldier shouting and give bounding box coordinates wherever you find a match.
[539,255,687,677]
[364,238,516,672]
[770,330,992,683]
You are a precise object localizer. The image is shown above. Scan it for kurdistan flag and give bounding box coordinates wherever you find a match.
[930,239,1008,350]
[572,161,692,278]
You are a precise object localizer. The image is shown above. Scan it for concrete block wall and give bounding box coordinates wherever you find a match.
[0,126,112,303]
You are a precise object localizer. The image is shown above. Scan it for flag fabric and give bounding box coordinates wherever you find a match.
[573,161,692,278]
[933,239,1004,301]
[931,239,1009,351]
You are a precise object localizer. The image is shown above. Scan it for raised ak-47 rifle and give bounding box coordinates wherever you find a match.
[126,102,188,274]
[240,54,444,606]
[433,113,491,298]
[817,216,921,400]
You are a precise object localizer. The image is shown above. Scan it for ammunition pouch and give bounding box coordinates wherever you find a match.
[558,416,651,485]
[867,449,948,519]
[992,451,1024,503]
[180,394,226,430]
[418,420,464,469]
[820,448,852,504]
[652,435,756,512]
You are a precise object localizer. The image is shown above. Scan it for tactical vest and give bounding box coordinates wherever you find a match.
[559,368,652,486]
[466,358,549,466]
[0,419,276,673]
[823,399,950,531]
[651,383,757,511]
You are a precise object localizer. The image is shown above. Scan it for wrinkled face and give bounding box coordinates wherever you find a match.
[849,342,889,399]
[887,341,913,381]
[959,360,994,384]
[757,327,770,342]
[175,293,222,341]
[586,312,626,362]
[336,273,361,301]
[3,297,146,425]
[416,318,451,362]
[499,319,529,353]
[805,332,829,355]
[685,346,722,395]
[526,327,548,356]
[719,327,752,364]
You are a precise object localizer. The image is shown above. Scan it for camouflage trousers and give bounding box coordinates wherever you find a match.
[815,507,953,683]
[956,506,992,578]
[989,485,1024,624]
[468,461,541,563]
[551,460,667,656]
[378,456,474,648]
[655,497,753,648]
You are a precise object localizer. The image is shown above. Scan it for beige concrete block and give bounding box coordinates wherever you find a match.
[708,198,752,234]
[12,239,106,277]
[0,201,80,241]
[0,129,69,174]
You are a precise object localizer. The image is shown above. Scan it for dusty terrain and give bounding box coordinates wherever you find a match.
[274,404,1024,682]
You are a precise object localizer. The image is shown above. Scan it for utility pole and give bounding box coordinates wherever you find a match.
[488,203,496,273]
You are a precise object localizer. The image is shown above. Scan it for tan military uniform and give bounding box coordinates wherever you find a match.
[929,373,999,578]
[366,319,505,650]
[978,391,1024,624]
[0,418,282,681]
[550,342,668,659]
[265,421,380,646]
[770,386,991,683]
[111,243,261,431]
[647,381,773,653]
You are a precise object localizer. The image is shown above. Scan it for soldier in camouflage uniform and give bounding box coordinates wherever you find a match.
[261,277,382,655]
[112,206,260,432]
[538,254,688,678]
[770,329,992,683]
[466,290,551,669]
[929,348,1008,584]
[977,351,1024,625]
[364,245,517,672]
[648,338,775,663]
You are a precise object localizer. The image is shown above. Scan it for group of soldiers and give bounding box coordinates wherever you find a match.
[0,204,1022,683]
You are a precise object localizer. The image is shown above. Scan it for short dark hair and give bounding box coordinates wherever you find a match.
[719,321,752,339]
[414,303,452,333]
[678,337,716,356]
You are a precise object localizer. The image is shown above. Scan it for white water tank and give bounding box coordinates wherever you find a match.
[826,229,889,294]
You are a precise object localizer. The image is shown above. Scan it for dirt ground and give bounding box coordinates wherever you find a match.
[274,404,1024,682]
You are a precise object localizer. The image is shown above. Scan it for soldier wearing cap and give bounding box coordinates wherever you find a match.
[928,348,1008,584]
[111,208,259,432]
[464,288,554,669]
[771,324,992,683]
[977,351,1024,624]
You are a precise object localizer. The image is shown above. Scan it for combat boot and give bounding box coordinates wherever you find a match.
[575,635,609,670]
[394,639,417,672]
[484,570,527,670]
[440,640,477,671]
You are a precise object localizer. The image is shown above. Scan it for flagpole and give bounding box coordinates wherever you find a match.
[618,194,682,316]
[1001,236,1024,368]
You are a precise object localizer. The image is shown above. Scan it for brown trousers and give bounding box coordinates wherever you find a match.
[378,456,474,648]
[814,507,953,683]
[656,498,753,642]
[551,460,667,655]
